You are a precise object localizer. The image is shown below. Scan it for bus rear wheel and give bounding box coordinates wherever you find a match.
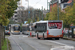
[55,38,59,40]
[43,34,45,40]
[37,34,40,39]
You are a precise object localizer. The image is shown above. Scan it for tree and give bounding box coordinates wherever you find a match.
[45,1,75,28]
[45,6,65,20]
[25,8,43,23]
[0,0,19,26]
[63,1,75,27]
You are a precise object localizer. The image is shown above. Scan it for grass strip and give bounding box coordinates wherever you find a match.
[2,39,7,50]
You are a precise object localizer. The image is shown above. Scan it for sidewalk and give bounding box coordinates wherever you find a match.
[6,36,11,50]
[62,37,75,41]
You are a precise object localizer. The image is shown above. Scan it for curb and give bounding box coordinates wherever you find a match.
[6,39,9,50]
[6,38,11,50]
[62,37,75,41]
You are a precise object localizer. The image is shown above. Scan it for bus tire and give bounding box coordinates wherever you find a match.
[43,34,45,40]
[55,38,59,40]
[22,33,24,34]
[37,33,40,39]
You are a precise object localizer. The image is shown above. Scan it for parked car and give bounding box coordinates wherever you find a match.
[5,30,10,35]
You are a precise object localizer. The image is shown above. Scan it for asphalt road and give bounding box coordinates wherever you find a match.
[7,34,75,50]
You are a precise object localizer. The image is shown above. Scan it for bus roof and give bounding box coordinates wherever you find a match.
[22,24,29,26]
[11,24,20,26]
[48,20,62,22]
[36,20,62,23]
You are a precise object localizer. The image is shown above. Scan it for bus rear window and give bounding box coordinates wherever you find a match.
[36,23,47,32]
[48,22,62,29]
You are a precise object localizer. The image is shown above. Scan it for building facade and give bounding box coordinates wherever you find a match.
[49,0,72,12]
[12,0,25,23]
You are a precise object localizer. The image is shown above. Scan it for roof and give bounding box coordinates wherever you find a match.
[67,0,72,3]
[50,0,58,5]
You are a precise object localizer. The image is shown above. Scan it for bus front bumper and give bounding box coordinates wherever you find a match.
[12,32,20,35]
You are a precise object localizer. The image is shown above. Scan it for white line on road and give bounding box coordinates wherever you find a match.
[22,36,28,37]
[49,40,74,46]
[48,40,75,50]
[21,38,38,50]
[11,37,23,50]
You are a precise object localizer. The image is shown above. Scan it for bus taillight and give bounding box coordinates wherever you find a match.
[62,30,64,34]
[62,30,64,35]
[47,30,49,35]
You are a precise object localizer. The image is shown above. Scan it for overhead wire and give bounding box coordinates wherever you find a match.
[34,0,41,6]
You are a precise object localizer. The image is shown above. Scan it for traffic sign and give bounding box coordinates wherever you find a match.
[28,11,30,13]
[24,21,27,24]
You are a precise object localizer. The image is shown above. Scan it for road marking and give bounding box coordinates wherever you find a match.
[22,36,28,37]
[47,40,74,47]
[11,37,23,50]
[50,46,75,50]
[49,40,70,46]
[48,40,75,50]
[21,38,38,50]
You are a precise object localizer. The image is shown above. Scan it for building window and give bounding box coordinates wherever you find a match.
[15,15,17,17]
[15,19,17,20]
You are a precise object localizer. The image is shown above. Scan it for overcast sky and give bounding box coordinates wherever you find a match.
[21,0,51,10]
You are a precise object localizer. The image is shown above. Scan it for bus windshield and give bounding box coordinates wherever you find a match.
[48,22,62,29]
[36,23,47,32]
[14,26,20,31]
[22,26,30,31]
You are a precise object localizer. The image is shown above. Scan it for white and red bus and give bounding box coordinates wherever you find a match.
[35,20,63,40]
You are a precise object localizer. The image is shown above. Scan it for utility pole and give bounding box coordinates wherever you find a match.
[52,0,53,8]
[20,0,22,12]
[47,0,48,11]
[42,6,43,20]
[49,2,50,12]
[72,0,74,6]
[39,9,40,21]
[32,9,34,22]
[57,0,59,20]
[28,0,30,20]
[34,10,36,22]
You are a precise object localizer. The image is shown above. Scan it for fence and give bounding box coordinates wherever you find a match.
[63,28,75,38]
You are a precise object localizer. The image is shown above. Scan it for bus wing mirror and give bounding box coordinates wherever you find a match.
[34,25,37,28]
